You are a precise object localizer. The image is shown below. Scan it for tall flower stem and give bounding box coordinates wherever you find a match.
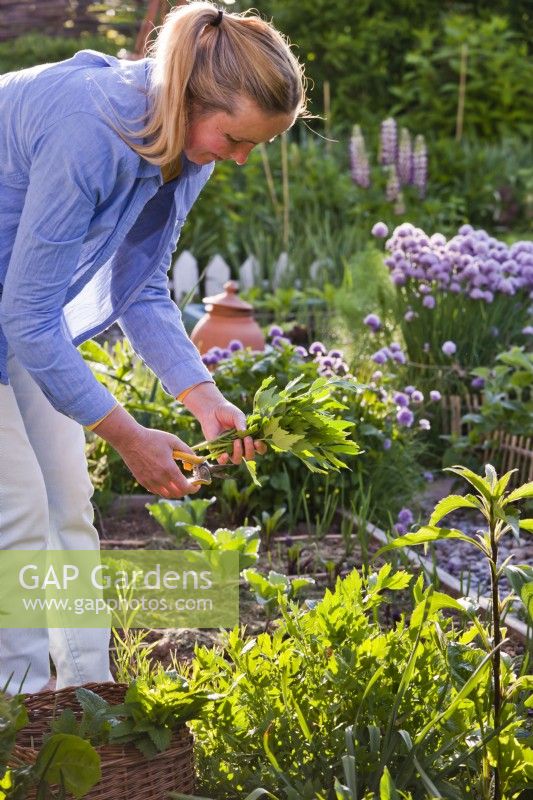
[489,506,501,800]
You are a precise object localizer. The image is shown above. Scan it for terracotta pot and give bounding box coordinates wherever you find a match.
[190,280,266,354]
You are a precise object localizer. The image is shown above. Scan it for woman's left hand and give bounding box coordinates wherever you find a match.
[181,382,266,464]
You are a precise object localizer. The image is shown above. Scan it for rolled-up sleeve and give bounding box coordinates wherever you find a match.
[0,112,125,426]
[118,232,213,398]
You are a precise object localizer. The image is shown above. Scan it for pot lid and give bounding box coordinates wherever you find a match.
[203,280,253,312]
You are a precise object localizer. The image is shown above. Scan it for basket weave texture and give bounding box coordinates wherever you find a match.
[10,682,195,799]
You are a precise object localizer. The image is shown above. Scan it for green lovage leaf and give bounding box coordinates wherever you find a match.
[375,526,487,558]
[503,481,533,505]
[192,376,360,485]
[444,466,494,501]
[429,494,482,526]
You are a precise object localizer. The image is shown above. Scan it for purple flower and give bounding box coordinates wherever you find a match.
[372,350,388,365]
[220,349,231,360]
[404,385,416,395]
[419,418,431,430]
[471,376,485,390]
[268,325,283,339]
[394,392,409,408]
[383,437,392,451]
[320,356,334,368]
[309,341,326,356]
[363,313,381,331]
[422,295,436,309]
[396,407,414,427]
[522,326,533,335]
[294,345,308,358]
[229,339,243,352]
[442,340,457,356]
[392,350,407,364]
[329,349,344,359]
[397,507,414,526]
[423,470,434,482]
[335,361,349,375]
[429,390,442,402]
[372,370,383,381]
[201,353,216,366]
[413,134,427,199]
[272,336,290,349]
[372,221,389,238]
[394,523,407,535]
[386,164,401,202]
[397,127,413,186]
[411,390,424,404]
[404,310,417,322]
[349,125,370,188]
[379,117,397,165]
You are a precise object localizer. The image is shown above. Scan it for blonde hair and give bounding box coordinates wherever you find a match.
[118,1,308,170]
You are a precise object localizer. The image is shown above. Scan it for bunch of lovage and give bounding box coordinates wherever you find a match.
[378,222,533,365]
[192,375,360,485]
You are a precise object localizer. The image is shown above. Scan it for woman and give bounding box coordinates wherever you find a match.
[0,1,307,693]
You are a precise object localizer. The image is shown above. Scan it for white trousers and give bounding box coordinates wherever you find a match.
[0,351,112,694]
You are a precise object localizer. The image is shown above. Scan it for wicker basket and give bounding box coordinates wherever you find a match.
[10,682,195,799]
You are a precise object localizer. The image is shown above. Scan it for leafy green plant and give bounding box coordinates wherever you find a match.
[377,464,533,798]
[172,524,261,570]
[173,563,531,798]
[192,375,361,485]
[254,508,287,549]
[241,568,315,626]
[146,496,217,537]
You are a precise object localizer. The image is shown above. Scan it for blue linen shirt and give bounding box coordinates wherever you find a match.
[0,49,214,426]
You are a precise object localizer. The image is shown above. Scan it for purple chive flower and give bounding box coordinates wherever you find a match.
[295,345,308,358]
[392,351,407,364]
[268,325,283,339]
[471,376,485,390]
[309,341,326,356]
[404,310,417,322]
[349,124,370,188]
[394,523,407,535]
[328,349,344,359]
[372,350,388,365]
[320,356,334,368]
[404,385,416,395]
[411,390,424,404]
[429,390,442,402]
[522,326,533,335]
[363,313,381,331]
[229,339,243,351]
[201,353,215,366]
[396,407,414,427]
[372,221,389,238]
[372,370,383,381]
[394,392,409,408]
[383,438,392,451]
[442,340,457,356]
[422,295,436,309]
[397,507,414,526]
[419,418,431,430]
[335,361,349,375]
[423,470,434,482]
[220,349,231,360]
[272,336,290,349]
[379,117,397,165]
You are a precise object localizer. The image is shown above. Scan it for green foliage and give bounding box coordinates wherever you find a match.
[0,33,124,74]
[390,14,533,140]
[241,568,315,621]
[146,496,217,537]
[176,524,261,570]
[465,346,533,439]
[193,375,361,485]
[377,464,533,797]
[178,564,530,798]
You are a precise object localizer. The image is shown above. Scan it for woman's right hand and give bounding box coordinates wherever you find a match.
[91,405,200,498]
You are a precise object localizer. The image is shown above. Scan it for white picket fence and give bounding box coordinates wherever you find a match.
[171,250,324,302]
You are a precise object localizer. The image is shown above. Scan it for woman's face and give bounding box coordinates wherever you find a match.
[184,95,295,166]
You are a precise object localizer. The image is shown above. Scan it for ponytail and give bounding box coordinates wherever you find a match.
[114,1,308,169]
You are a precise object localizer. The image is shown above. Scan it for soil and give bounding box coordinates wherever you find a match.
[92,482,528,668]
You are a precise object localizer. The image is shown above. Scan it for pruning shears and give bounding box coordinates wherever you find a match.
[172,449,233,486]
